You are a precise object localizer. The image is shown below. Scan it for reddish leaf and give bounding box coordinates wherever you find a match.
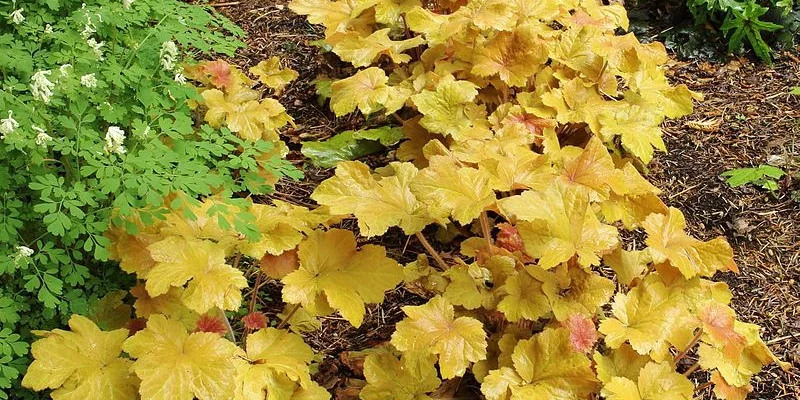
[564,314,597,353]
[242,312,268,330]
[496,223,525,254]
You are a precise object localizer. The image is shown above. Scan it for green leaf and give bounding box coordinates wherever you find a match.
[301,126,404,168]
[721,164,785,189]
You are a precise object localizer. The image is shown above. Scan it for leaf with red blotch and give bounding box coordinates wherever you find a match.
[195,314,227,335]
[242,312,269,330]
[496,223,525,254]
[564,314,597,353]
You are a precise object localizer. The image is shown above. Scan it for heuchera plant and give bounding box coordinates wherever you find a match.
[20,0,790,399]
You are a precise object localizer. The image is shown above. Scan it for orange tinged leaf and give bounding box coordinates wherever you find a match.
[643,208,738,278]
[697,303,746,359]
[259,249,300,280]
[710,371,752,400]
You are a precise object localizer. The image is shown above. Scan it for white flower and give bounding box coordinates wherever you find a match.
[10,9,24,25]
[81,15,96,39]
[13,245,34,264]
[80,73,97,88]
[30,70,55,104]
[0,111,19,139]
[87,38,104,59]
[174,72,186,84]
[16,245,34,257]
[123,0,134,9]
[159,41,178,71]
[33,125,53,147]
[104,126,126,155]
[44,24,53,34]
[59,64,72,77]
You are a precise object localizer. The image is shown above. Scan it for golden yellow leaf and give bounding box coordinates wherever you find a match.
[288,0,373,38]
[411,155,496,225]
[643,207,738,278]
[471,25,548,87]
[443,263,494,310]
[131,284,199,331]
[602,247,650,286]
[502,184,618,270]
[360,347,441,400]
[482,328,597,399]
[201,89,292,142]
[333,28,425,67]
[395,116,445,167]
[330,67,411,116]
[278,303,322,334]
[556,136,618,199]
[391,296,487,379]
[598,103,665,164]
[410,75,490,141]
[239,201,331,259]
[601,362,693,400]
[146,236,247,314]
[599,275,686,358]
[22,315,137,400]
[478,145,554,192]
[593,344,651,385]
[538,265,614,322]
[236,328,324,400]
[281,229,403,327]
[106,224,160,277]
[496,269,550,322]
[123,314,245,400]
[311,161,445,236]
[249,57,299,93]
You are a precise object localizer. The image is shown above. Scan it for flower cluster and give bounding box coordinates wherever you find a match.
[9,8,23,24]
[30,70,55,104]
[0,111,19,139]
[160,41,179,71]
[13,245,34,265]
[81,73,98,88]
[32,126,53,147]
[104,126,126,155]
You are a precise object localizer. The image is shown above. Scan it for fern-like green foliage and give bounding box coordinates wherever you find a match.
[0,1,299,397]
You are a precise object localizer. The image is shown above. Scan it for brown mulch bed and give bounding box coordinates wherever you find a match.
[652,58,800,399]
[210,1,799,398]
